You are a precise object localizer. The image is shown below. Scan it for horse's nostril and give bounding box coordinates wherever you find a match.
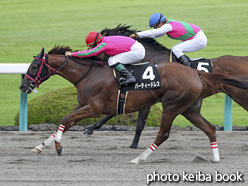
[19,85,27,92]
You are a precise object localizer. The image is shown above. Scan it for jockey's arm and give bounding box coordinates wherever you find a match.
[95,52,108,60]
[71,42,107,58]
[137,24,172,39]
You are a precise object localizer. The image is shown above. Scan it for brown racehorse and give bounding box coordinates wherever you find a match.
[20,46,248,163]
[85,25,248,149]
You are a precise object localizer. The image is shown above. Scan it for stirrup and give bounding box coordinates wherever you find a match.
[119,77,136,86]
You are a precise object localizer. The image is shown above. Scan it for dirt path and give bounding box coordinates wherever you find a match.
[0,130,247,186]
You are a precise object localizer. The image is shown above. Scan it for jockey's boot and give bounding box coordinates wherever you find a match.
[112,63,136,86]
[178,55,191,67]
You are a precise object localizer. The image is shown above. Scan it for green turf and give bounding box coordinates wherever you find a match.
[0,0,247,126]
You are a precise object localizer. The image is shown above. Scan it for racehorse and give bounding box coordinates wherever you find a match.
[85,25,248,149]
[20,46,248,163]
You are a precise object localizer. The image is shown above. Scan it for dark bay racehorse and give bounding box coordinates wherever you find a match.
[85,25,248,149]
[20,46,248,163]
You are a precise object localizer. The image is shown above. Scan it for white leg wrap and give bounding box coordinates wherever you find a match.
[55,124,65,143]
[44,132,56,146]
[33,132,57,152]
[131,143,157,164]
[35,144,44,152]
[211,142,220,162]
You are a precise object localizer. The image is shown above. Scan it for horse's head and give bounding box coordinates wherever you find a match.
[19,47,52,94]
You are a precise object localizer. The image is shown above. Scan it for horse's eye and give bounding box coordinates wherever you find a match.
[32,66,37,69]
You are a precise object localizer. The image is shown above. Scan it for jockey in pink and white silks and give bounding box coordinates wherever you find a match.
[66,32,145,86]
[130,13,207,67]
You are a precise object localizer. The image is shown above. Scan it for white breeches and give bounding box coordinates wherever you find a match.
[108,41,145,66]
[172,30,208,58]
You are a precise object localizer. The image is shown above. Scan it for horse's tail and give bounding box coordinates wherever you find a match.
[198,71,248,97]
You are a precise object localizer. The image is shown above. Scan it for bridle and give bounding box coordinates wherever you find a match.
[25,53,69,88]
[25,53,104,88]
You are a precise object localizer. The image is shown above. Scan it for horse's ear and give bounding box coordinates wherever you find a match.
[37,47,45,59]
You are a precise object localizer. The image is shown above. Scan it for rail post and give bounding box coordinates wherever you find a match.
[224,94,232,131]
[19,74,28,131]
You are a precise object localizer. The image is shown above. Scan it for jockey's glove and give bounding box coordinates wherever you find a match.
[129,33,139,39]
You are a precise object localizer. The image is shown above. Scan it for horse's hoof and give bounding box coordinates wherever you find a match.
[31,148,41,154]
[210,158,220,163]
[56,147,63,156]
[129,144,138,149]
[83,129,93,135]
[130,157,140,164]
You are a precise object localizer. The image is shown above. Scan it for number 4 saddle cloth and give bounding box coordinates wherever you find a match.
[113,63,161,115]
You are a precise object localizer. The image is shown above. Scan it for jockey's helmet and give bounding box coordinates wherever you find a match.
[85,32,103,47]
[149,13,166,28]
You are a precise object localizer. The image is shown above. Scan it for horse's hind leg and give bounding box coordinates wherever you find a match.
[182,104,220,163]
[131,111,176,164]
[130,106,151,149]
[83,115,115,135]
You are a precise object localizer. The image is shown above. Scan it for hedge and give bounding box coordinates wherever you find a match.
[15,86,162,127]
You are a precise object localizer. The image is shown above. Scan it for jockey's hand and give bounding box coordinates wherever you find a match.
[129,33,138,39]
[65,52,73,57]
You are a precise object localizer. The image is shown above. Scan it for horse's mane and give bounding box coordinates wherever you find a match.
[100,24,170,52]
[48,45,73,54]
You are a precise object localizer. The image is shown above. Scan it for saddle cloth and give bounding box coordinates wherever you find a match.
[190,58,213,73]
[114,63,161,115]
[114,63,161,90]
[170,52,213,73]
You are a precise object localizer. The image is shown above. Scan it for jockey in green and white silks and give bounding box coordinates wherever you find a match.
[132,13,207,67]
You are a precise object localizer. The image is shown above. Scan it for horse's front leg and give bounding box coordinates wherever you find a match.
[32,104,82,154]
[31,131,57,153]
[32,104,101,156]
[54,104,103,156]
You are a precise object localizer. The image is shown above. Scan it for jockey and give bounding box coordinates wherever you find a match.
[130,13,207,67]
[65,31,145,85]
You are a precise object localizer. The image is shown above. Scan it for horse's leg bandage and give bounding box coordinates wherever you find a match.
[55,124,65,143]
[211,142,220,162]
[33,132,57,152]
[131,143,157,164]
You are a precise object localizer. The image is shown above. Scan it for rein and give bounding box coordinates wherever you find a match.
[68,56,104,86]
[73,61,93,86]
